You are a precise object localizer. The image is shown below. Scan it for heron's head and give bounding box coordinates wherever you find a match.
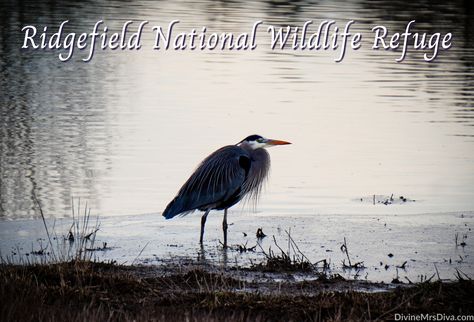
[238,134,291,150]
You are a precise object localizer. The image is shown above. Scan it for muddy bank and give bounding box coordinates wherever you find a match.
[1,261,473,322]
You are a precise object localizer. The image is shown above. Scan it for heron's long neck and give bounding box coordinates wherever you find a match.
[249,147,270,165]
[239,143,269,163]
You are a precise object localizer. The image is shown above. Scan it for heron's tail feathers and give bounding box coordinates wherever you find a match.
[162,197,180,219]
[162,196,191,219]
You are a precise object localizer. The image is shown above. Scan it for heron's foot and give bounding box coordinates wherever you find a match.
[197,244,206,261]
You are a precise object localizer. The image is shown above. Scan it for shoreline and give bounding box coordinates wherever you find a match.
[1,260,473,321]
[1,211,472,283]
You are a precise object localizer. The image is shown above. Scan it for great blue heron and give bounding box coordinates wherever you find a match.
[162,134,291,247]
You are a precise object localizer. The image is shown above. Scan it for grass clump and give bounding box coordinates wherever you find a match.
[2,196,104,265]
[250,230,328,274]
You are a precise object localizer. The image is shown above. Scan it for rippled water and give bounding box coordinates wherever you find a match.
[1,0,473,220]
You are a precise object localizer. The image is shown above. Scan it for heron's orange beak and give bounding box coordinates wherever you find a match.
[266,139,292,146]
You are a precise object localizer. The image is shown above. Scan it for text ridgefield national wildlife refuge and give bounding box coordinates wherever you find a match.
[20,19,453,63]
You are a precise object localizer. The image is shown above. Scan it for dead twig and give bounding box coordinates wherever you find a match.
[32,191,56,261]
[340,237,365,269]
[132,242,150,265]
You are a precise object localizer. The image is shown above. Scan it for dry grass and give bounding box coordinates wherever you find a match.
[249,230,328,273]
[1,260,473,322]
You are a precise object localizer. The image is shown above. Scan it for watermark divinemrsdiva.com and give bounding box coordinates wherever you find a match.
[394,314,474,321]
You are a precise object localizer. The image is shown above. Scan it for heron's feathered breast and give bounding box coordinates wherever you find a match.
[240,144,270,203]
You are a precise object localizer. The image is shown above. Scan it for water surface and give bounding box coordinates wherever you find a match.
[1,0,473,219]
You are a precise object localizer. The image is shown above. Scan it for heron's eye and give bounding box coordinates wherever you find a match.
[256,138,264,143]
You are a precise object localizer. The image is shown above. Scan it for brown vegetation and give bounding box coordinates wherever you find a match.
[1,260,473,322]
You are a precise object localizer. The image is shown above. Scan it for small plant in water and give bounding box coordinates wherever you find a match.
[28,194,102,263]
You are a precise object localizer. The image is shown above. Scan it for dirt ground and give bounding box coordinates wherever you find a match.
[1,260,473,322]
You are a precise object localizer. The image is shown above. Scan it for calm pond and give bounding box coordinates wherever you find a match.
[1,0,473,220]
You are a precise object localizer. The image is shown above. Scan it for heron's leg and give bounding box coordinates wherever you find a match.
[223,209,228,248]
[200,210,210,244]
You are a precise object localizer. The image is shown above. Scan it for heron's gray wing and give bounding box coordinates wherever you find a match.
[163,145,250,219]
